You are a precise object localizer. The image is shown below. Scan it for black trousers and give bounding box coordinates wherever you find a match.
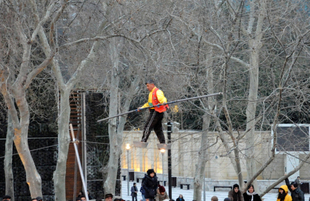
[141,109,165,143]
[132,194,137,201]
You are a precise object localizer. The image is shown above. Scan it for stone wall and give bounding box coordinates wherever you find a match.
[121,126,310,182]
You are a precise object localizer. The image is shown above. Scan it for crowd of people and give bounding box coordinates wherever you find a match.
[1,172,306,201]
[211,176,305,201]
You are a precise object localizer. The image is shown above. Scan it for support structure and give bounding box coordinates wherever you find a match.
[126,144,131,196]
[167,122,172,200]
[69,124,89,201]
[160,149,165,183]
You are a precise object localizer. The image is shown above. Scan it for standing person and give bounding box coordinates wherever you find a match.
[140,186,146,201]
[77,191,84,200]
[2,195,11,201]
[36,197,43,201]
[211,196,218,201]
[156,185,169,201]
[243,184,261,201]
[295,176,302,189]
[105,193,113,201]
[138,79,168,144]
[176,194,185,201]
[228,184,244,201]
[285,178,304,201]
[142,169,158,201]
[131,183,138,201]
[277,185,292,201]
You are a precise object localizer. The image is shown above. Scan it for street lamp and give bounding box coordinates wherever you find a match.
[160,148,165,185]
[126,143,131,196]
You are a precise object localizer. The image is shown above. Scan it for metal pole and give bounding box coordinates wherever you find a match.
[161,152,164,184]
[97,92,222,122]
[127,149,130,196]
[82,92,87,187]
[167,122,172,200]
[69,124,89,201]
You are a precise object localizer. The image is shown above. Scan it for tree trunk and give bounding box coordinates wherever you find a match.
[193,113,211,201]
[5,112,14,201]
[13,93,42,198]
[104,67,140,194]
[245,0,266,189]
[104,38,121,195]
[104,72,120,194]
[53,88,71,201]
[245,39,259,187]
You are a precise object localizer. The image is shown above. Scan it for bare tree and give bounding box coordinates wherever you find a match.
[4,113,14,201]
[164,0,310,198]
[0,1,56,198]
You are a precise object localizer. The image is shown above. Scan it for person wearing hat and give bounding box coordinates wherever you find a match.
[156,185,169,201]
[285,177,304,201]
[105,193,114,201]
[277,185,292,201]
[142,169,158,201]
[138,79,168,144]
[228,184,244,201]
[2,195,11,201]
[224,199,231,201]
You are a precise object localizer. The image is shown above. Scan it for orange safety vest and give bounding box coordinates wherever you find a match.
[152,88,169,113]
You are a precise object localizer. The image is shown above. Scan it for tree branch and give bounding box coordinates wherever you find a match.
[0,68,20,127]
[62,29,166,47]
[30,0,57,42]
[260,153,310,197]
[13,22,31,88]
[24,52,55,89]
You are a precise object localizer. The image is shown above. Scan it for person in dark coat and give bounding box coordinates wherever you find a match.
[243,184,261,201]
[176,194,185,201]
[285,178,304,201]
[131,183,138,201]
[228,184,244,201]
[142,169,158,201]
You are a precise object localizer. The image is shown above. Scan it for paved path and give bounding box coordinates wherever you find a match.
[121,180,310,201]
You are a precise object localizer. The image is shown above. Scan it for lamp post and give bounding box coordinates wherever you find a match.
[160,149,165,185]
[126,143,131,196]
[167,122,172,200]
